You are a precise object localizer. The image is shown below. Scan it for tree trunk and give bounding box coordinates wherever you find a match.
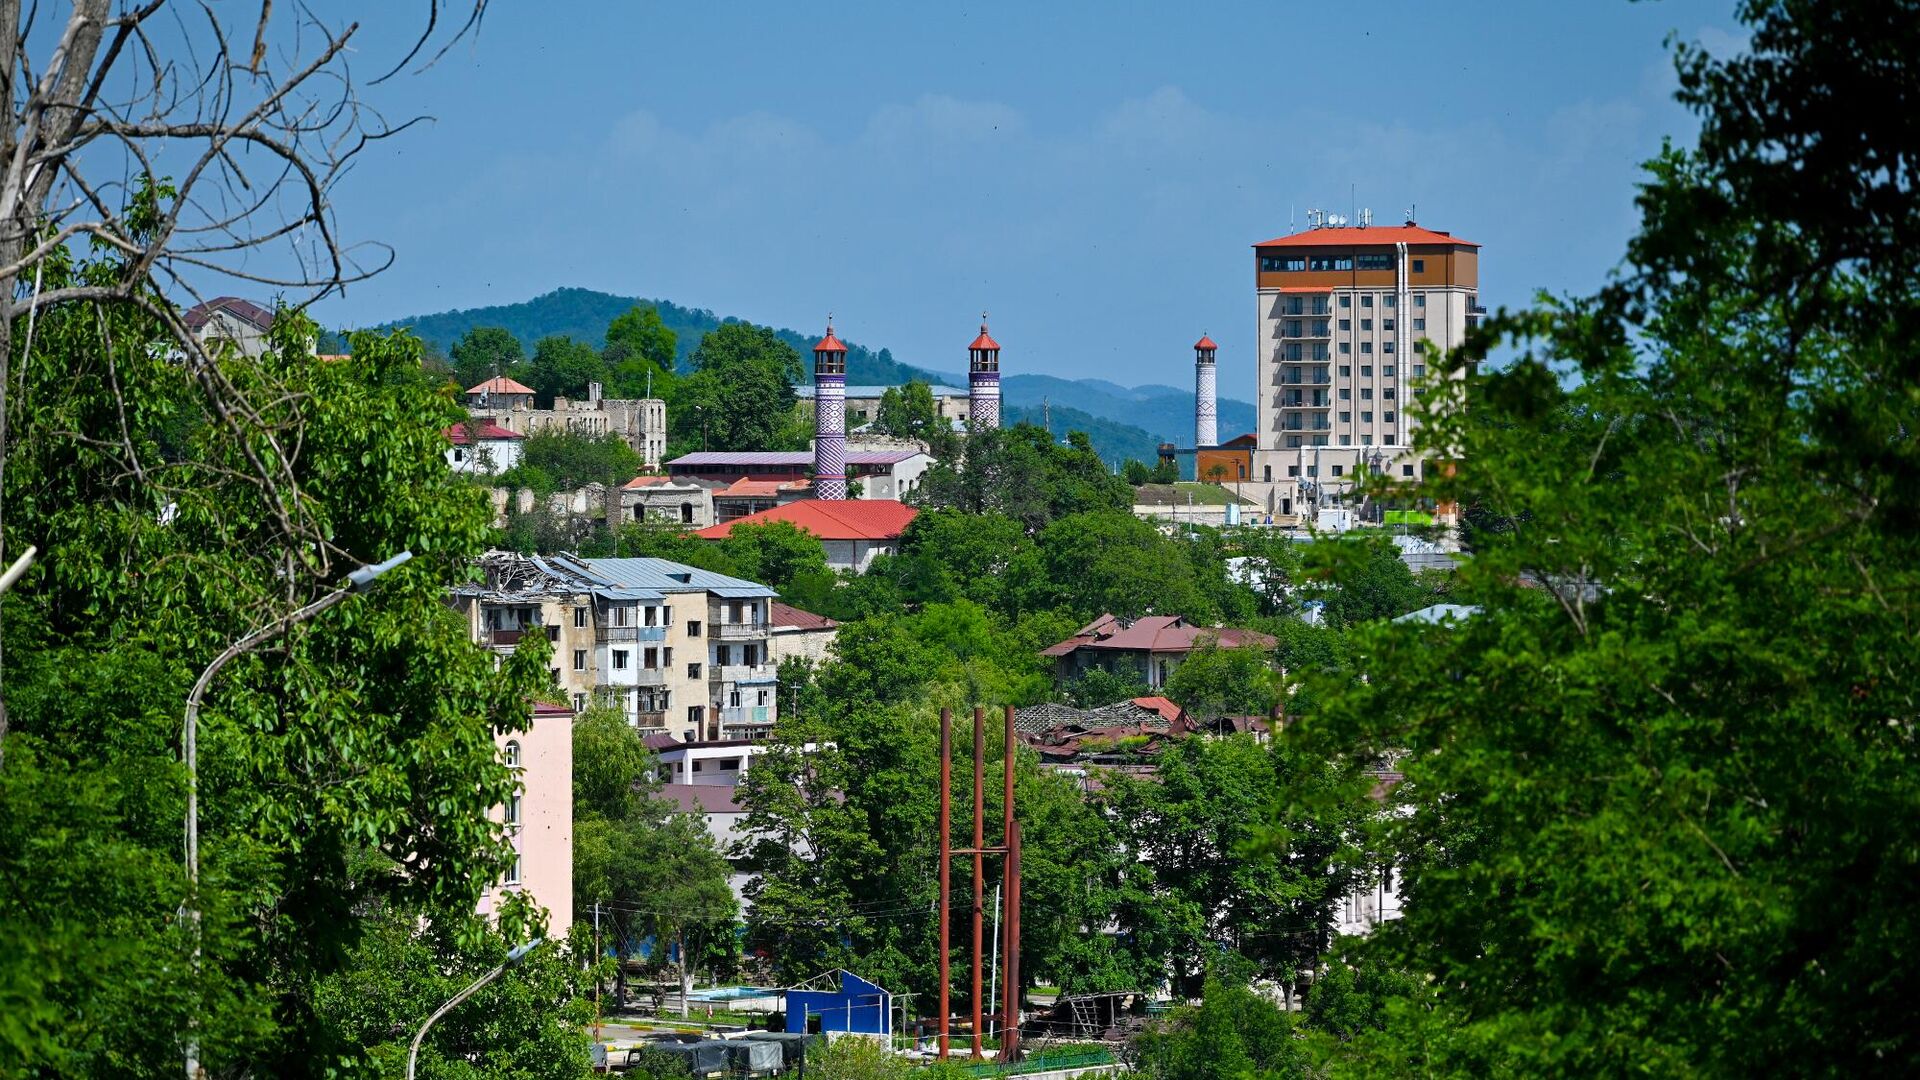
[678,932,692,1018]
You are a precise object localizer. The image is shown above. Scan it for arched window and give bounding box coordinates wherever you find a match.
[503,740,521,769]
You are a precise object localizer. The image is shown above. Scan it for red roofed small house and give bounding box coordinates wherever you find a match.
[444,419,526,475]
[1042,614,1278,690]
[694,499,918,573]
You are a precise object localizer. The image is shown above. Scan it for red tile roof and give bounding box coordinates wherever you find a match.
[623,475,677,488]
[182,296,275,332]
[1252,225,1479,248]
[812,327,848,354]
[532,701,574,719]
[1194,335,1218,351]
[771,601,837,632]
[1042,614,1277,657]
[693,499,918,541]
[465,375,536,395]
[1131,696,1185,725]
[717,478,811,498]
[969,318,1000,352]
[445,421,524,443]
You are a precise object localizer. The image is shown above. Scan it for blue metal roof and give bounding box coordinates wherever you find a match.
[557,556,776,599]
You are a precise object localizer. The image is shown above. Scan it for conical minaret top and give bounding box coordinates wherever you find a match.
[812,316,849,500]
[968,312,1001,431]
[1194,333,1218,450]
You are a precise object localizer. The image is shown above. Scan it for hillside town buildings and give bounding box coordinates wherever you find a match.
[1043,614,1278,689]
[694,499,918,573]
[451,552,779,741]
[464,376,669,469]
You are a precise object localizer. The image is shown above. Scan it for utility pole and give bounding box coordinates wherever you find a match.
[938,708,952,1059]
[989,883,1002,1044]
[593,902,603,1043]
[972,707,986,1060]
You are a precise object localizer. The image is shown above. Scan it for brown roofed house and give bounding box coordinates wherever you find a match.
[1042,614,1277,691]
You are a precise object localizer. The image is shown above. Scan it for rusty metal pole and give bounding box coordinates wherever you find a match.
[971,706,986,1059]
[1002,705,1018,1061]
[938,707,952,1059]
[1006,818,1022,1063]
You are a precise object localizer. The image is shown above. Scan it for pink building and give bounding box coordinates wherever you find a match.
[478,701,574,934]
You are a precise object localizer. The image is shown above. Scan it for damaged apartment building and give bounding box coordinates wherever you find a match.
[451,551,780,741]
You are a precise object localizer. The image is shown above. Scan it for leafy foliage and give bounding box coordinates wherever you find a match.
[497,427,644,495]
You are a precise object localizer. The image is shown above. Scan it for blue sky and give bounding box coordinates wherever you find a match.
[317,0,1743,391]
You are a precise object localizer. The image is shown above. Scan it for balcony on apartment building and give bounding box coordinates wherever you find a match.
[635,710,669,729]
[1275,319,1332,339]
[711,620,769,641]
[598,624,668,643]
[487,624,557,648]
[602,666,669,688]
[717,664,778,685]
[1278,299,1332,317]
[720,705,775,730]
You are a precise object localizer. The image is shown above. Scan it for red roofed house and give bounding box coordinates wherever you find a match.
[712,477,814,524]
[694,499,918,573]
[444,419,526,475]
[1042,614,1278,690]
[182,296,292,358]
[465,375,537,412]
[767,601,839,667]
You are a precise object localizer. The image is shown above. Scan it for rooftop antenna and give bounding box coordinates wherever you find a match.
[1403,203,1417,225]
[1350,182,1356,229]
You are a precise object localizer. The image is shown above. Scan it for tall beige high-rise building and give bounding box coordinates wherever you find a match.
[1247,219,1481,520]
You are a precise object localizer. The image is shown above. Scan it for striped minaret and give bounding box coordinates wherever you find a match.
[1194,333,1219,449]
[812,319,849,500]
[968,314,1001,431]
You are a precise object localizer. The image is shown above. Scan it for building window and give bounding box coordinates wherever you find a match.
[1385,410,1397,423]
[573,649,586,671]
[1307,255,1353,271]
[1360,318,1372,331]
[1331,465,1344,477]
[1414,340,1428,353]
[503,741,521,769]
[1340,411,1352,423]
[574,606,587,628]
[1402,464,1415,478]
[1384,388,1397,400]
[1382,318,1395,331]
[1386,341,1398,354]
[1355,253,1392,270]
[1412,258,1425,272]
[1413,365,1426,378]
[1361,342,1373,354]
[729,689,741,708]
[612,650,630,670]
[1339,365,1351,377]
[687,620,701,636]
[1384,365,1397,377]
[1263,465,1272,481]
[1361,295,1373,308]
[1414,293,1426,307]
[1338,294,1351,308]
[688,705,704,727]
[1361,366,1372,377]
[1288,465,1300,477]
[1338,319,1351,332]
[1362,389,1373,400]
[504,852,522,886]
[1260,254,1307,272]
[1339,388,1351,400]
[505,793,522,826]
[688,663,702,679]
[1306,466,1318,477]
[1362,411,1374,422]
[1339,342,1351,354]
[692,760,703,772]
[1286,436,1302,448]
[1362,435,1373,445]
[721,758,741,771]
[1413,318,1426,331]
[612,605,630,627]
[1383,295,1396,308]
[573,693,586,712]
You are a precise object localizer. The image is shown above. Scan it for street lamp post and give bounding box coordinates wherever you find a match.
[407,940,544,1080]
[182,551,413,1080]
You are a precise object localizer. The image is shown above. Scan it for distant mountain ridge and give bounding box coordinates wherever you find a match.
[368,287,1256,460]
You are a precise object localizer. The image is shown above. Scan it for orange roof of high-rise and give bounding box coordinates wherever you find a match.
[1252,225,1479,248]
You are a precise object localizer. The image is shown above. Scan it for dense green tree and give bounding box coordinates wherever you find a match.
[1301,536,1437,627]
[309,907,595,1079]
[0,279,561,1075]
[1133,980,1304,1080]
[718,520,832,597]
[498,428,643,494]
[571,708,736,1012]
[669,323,804,454]
[873,380,960,460]
[522,333,608,406]
[449,325,528,391]
[912,425,1131,532]
[1161,643,1279,722]
[603,305,678,397]
[1286,2,1920,1074]
[1064,665,1150,707]
[1036,511,1206,621]
[891,509,1034,612]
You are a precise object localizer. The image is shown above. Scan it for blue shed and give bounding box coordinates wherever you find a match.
[784,970,892,1036]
